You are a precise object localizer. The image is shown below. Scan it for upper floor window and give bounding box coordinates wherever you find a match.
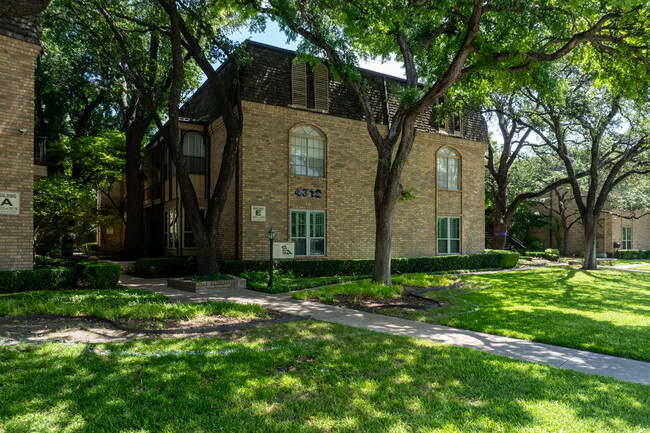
[430,96,462,135]
[437,147,460,190]
[291,59,329,112]
[290,125,326,177]
[183,131,205,174]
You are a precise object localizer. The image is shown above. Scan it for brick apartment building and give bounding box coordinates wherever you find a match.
[121,42,489,260]
[0,17,43,270]
[529,192,650,257]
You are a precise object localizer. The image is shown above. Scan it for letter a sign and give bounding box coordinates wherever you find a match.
[0,192,20,215]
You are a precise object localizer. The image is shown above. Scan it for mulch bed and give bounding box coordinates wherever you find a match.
[313,285,456,313]
[0,311,305,344]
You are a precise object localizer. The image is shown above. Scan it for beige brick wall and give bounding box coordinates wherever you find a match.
[238,101,486,260]
[0,35,40,270]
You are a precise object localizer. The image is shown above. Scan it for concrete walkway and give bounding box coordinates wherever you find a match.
[120,274,650,386]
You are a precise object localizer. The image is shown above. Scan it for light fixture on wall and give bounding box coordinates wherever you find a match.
[18,129,27,137]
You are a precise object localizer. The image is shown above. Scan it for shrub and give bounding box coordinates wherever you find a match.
[486,249,520,268]
[219,251,514,278]
[0,267,76,294]
[524,251,560,262]
[545,248,560,256]
[614,249,650,259]
[78,263,120,289]
[133,257,197,277]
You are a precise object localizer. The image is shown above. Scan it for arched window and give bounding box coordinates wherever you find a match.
[437,147,460,190]
[290,125,326,178]
[183,131,205,174]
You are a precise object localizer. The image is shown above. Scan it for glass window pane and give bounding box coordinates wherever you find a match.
[291,212,306,237]
[438,217,448,239]
[450,240,460,254]
[450,218,460,238]
[438,240,448,254]
[438,157,448,189]
[294,238,307,256]
[310,212,324,237]
[310,239,325,255]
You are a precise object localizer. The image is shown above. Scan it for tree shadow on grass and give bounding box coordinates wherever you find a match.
[0,322,648,432]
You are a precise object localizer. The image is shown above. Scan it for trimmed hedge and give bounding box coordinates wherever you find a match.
[0,267,76,294]
[614,249,650,259]
[133,257,197,277]
[485,249,520,268]
[218,251,516,278]
[78,263,120,289]
[0,262,121,294]
[524,251,560,262]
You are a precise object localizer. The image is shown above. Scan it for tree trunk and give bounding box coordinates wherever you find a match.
[490,181,509,250]
[373,199,396,285]
[562,225,570,257]
[195,231,219,274]
[122,126,147,258]
[490,218,508,250]
[582,215,598,270]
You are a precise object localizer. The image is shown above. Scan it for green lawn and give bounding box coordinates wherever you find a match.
[381,268,650,361]
[293,274,457,301]
[0,289,270,322]
[243,270,366,294]
[1,321,648,432]
[631,264,650,271]
[612,259,650,266]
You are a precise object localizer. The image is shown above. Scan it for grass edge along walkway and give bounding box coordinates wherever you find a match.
[119,273,650,386]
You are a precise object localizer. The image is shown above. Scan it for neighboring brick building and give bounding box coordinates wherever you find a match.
[0,17,42,270]
[140,42,489,260]
[530,192,650,257]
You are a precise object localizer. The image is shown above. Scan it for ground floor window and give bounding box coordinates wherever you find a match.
[291,210,325,256]
[164,209,178,249]
[622,227,632,250]
[183,208,206,248]
[438,217,460,254]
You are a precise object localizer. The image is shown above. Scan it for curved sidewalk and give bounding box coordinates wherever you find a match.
[120,274,650,386]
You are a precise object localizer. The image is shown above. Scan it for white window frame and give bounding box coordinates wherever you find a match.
[164,209,178,249]
[290,125,326,178]
[438,216,461,255]
[437,147,461,190]
[182,208,206,249]
[291,209,326,257]
[622,227,632,250]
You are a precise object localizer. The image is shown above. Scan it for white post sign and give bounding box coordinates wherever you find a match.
[0,192,20,215]
[273,242,295,259]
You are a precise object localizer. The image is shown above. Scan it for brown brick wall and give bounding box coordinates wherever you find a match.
[238,101,486,260]
[0,35,40,270]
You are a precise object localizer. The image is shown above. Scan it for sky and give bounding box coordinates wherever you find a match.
[228,19,407,79]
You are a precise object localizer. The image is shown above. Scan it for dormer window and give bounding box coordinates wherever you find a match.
[291,59,329,112]
[431,97,462,136]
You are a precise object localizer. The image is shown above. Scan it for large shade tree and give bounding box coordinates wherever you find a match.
[261,0,645,283]
[152,0,257,274]
[520,66,650,269]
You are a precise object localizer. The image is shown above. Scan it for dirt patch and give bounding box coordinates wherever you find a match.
[0,311,304,345]
[313,286,454,312]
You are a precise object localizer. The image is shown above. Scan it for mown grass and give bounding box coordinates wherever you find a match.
[245,272,366,294]
[292,274,457,302]
[631,264,650,271]
[612,259,650,266]
[0,321,647,432]
[0,289,270,321]
[381,268,650,361]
